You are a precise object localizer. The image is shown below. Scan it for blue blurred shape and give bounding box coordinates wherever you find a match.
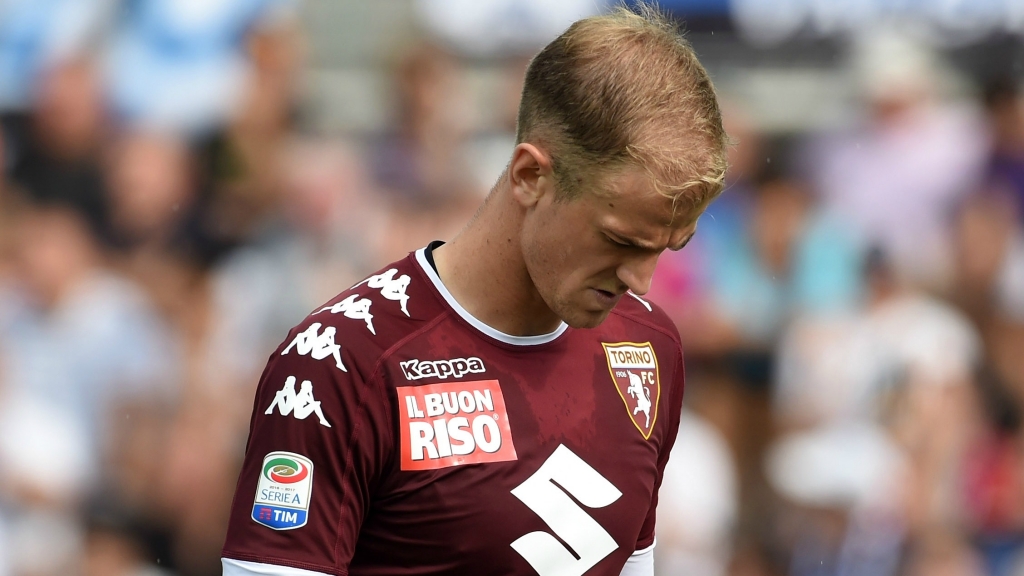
[623,0,731,17]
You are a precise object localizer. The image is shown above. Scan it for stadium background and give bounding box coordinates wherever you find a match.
[1,0,1024,574]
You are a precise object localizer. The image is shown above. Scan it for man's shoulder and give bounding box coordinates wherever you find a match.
[279,251,448,373]
[606,293,682,350]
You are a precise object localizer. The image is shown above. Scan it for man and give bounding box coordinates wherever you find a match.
[221,5,728,575]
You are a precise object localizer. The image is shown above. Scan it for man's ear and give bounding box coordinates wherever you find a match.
[508,143,554,208]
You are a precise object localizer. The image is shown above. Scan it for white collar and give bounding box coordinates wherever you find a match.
[414,247,568,346]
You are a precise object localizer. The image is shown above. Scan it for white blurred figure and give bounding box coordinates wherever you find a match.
[0,202,181,575]
[766,422,908,576]
[655,411,738,576]
[770,247,983,575]
[775,247,981,431]
[414,0,607,57]
[803,28,988,291]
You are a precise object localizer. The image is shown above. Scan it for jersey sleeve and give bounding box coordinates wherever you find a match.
[634,345,686,551]
[221,319,394,575]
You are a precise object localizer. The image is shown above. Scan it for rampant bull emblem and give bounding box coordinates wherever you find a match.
[626,371,652,428]
[602,342,660,439]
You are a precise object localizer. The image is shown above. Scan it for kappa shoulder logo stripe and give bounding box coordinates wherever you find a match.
[281,322,346,371]
[400,356,486,381]
[602,342,660,439]
[315,294,375,334]
[354,268,411,316]
[265,376,332,427]
[313,268,412,335]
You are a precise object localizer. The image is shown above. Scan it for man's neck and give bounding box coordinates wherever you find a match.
[431,182,563,337]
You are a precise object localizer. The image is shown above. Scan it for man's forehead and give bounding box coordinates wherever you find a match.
[601,167,704,227]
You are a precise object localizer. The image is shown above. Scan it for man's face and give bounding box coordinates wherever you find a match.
[520,164,704,329]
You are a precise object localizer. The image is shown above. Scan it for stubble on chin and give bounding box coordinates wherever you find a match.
[554,298,611,329]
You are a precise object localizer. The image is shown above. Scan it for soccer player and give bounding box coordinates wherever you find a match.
[221,5,728,576]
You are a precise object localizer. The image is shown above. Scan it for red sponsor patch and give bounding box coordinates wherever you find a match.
[602,342,660,440]
[397,379,517,471]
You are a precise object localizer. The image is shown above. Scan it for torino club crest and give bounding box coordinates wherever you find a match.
[602,342,660,440]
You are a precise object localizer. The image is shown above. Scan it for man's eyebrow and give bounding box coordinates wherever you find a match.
[628,237,662,251]
[610,230,693,252]
[608,230,660,251]
[668,232,695,252]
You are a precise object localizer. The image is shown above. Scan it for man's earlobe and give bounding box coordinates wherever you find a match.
[509,143,553,208]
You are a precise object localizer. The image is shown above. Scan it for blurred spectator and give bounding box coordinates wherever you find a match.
[465,55,530,193]
[205,3,303,247]
[952,191,1024,326]
[106,131,196,251]
[0,199,181,574]
[371,41,474,206]
[961,366,1024,576]
[103,0,298,136]
[369,41,481,261]
[656,411,739,576]
[0,0,109,113]
[671,171,863,353]
[203,137,382,398]
[103,130,217,346]
[984,78,1024,225]
[802,29,988,291]
[9,58,110,235]
[771,247,984,575]
[902,528,986,576]
[766,422,907,576]
[83,502,173,576]
[775,247,980,431]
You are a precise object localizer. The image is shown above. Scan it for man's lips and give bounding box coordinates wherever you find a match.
[591,288,622,308]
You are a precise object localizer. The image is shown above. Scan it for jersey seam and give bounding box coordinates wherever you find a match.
[222,551,346,576]
[368,309,452,453]
[328,311,452,564]
[608,307,681,346]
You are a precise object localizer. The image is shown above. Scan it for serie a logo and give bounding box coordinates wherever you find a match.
[251,452,314,530]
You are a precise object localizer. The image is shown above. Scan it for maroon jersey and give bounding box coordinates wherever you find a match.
[221,246,686,576]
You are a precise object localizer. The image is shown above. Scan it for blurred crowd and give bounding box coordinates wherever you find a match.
[1,1,1023,576]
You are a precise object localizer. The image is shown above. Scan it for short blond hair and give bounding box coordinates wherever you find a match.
[516,3,728,209]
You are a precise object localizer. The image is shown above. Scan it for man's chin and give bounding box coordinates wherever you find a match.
[561,308,612,329]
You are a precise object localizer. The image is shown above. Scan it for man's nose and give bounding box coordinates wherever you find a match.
[616,252,660,296]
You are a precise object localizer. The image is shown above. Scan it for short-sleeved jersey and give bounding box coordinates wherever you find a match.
[221,246,686,576]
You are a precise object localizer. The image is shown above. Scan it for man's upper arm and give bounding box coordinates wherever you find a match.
[221,320,392,575]
[619,543,655,576]
[633,345,686,553]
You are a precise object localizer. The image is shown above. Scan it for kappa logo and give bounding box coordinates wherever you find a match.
[265,376,332,428]
[602,342,661,440]
[252,451,314,530]
[281,322,346,372]
[354,268,411,317]
[400,356,486,381]
[397,379,517,471]
[315,294,375,334]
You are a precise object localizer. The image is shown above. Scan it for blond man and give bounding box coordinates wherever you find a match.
[222,5,727,575]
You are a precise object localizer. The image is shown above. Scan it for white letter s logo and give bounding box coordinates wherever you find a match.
[510,444,622,576]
